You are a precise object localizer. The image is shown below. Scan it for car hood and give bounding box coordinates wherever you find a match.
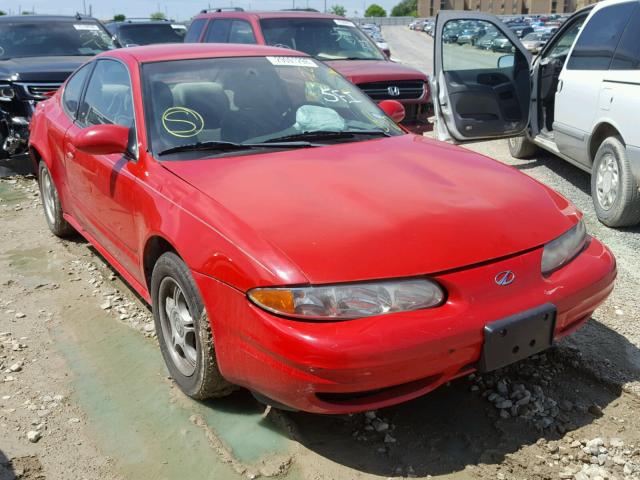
[162,135,578,285]
[324,59,428,84]
[0,56,92,82]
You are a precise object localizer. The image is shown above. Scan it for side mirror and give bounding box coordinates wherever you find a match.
[498,54,515,69]
[379,100,405,123]
[74,124,130,156]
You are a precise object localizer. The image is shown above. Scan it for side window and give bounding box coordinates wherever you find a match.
[442,20,515,71]
[204,19,232,43]
[62,63,92,119]
[567,3,635,70]
[543,17,585,60]
[611,5,640,70]
[184,18,207,42]
[78,60,137,155]
[228,20,256,44]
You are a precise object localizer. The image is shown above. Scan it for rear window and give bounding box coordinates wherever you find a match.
[567,2,635,70]
[118,24,185,46]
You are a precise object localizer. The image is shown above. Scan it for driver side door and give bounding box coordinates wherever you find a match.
[433,12,532,143]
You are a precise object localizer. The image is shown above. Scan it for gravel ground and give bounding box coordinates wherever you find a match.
[0,26,639,480]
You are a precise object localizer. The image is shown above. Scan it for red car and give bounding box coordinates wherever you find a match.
[184,9,431,132]
[29,44,616,414]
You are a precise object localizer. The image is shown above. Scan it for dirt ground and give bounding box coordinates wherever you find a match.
[1,26,640,480]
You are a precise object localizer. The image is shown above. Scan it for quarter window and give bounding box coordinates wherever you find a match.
[567,3,635,70]
[78,59,137,155]
[184,18,207,42]
[62,63,92,119]
[610,5,640,70]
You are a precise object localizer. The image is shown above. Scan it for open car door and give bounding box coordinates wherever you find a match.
[432,12,533,143]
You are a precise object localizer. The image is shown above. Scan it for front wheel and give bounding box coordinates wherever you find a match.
[151,252,235,399]
[591,136,640,227]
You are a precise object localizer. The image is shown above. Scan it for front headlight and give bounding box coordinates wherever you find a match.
[0,84,15,102]
[541,219,587,275]
[248,278,445,320]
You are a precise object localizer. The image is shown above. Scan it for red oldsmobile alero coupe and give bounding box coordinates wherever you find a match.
[28,44,616,413]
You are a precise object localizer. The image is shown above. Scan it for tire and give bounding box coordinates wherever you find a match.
[591,136,640,227]
[151,252,235,399]
[38,162,75,237]
[508,136,538,159]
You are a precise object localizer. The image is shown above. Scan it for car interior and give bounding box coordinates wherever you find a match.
[537,14,586,135]
[440,19,530,139]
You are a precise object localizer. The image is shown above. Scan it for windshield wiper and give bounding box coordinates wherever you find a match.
[261,130,391,143]
[158,140,314,156]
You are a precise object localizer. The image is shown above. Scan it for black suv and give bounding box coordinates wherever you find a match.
[0,14,117,174]
[105,19,186,47]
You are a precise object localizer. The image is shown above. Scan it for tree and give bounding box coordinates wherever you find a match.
[113,13,126,21]
[365,4,387,17]
[22,10,33,14]
[0,10,6,15]
[391,0,417,16]
[150,11,166,20]
[329,5,347,16]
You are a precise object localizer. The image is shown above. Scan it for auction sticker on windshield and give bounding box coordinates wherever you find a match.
[74,24,100,31]
[334,19,355,27]
[267,57,318,68]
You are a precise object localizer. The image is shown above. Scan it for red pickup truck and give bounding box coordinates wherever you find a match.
[185,9,431,132]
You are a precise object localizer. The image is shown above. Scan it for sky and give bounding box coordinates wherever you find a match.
[1,0,404,21]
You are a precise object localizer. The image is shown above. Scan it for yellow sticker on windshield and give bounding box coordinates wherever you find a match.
[162,107,204,138]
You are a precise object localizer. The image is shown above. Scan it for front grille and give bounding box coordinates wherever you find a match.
[358,80,425,101]
[17,83,62,100]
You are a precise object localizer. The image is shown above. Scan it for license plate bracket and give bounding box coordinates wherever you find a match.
[479,303,556,372]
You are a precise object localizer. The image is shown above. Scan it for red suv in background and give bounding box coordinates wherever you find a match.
[185,9,431,132]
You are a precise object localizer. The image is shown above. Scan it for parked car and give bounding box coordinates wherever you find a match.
[475,30,500,49]
[431,1,640,227]
[105,18,186,47]
[29,43,615,413]
[521,31,551,53]
[491,36,514,52]
[511,25,534,38]
[457,27,485,45]
[185,10,431,132]
[0,14,117,169]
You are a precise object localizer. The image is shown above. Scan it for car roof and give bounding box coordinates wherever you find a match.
[99,43,309,63]
[106,19,178,26]
[194,10,344,20]
[0,14,100,23]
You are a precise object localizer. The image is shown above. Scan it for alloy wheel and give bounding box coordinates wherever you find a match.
[158,277,198,377]
[41,168,56,226]
[595,153,620,210]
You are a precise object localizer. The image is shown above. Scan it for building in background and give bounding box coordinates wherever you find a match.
[417,0,597,16]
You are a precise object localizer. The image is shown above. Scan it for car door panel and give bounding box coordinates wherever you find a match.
[433,11,532,143]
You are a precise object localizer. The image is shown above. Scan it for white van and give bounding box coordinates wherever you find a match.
[431,0,640,227]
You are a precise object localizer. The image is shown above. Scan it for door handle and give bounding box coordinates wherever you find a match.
[557,79,563,93]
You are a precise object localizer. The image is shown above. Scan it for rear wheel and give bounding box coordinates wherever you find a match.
[151,252,235,399]
[591,136,640,227]
[38,162,75,237]
[508,135,538,159]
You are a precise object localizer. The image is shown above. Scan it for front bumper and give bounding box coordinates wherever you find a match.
[193,237,615,414]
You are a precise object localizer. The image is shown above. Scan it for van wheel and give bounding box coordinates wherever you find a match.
[508,136,538,159]
[591,136,640,227]
[38,162,75,237]
[151,252,236,400]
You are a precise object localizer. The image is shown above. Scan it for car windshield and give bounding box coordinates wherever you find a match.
[523,33,544,41]
[117,23,185,46]
[0,20,116,59]
[142,56,403,160]
[259,18,385,61]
